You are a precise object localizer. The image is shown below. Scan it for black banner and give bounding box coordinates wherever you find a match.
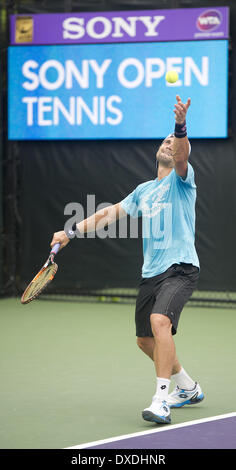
[17,135,236,293]
[0,449,235,467]
[2,0,236,295]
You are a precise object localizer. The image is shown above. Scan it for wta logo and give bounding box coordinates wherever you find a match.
[197,10,222,32]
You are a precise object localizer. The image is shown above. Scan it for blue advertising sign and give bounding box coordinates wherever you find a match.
[8,40,228,140]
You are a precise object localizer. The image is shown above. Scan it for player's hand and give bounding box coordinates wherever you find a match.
[50,230,70,250]
[174,95,191,124]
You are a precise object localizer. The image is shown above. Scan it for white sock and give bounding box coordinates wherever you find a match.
[155,377,170,401]
[171,367,195,390]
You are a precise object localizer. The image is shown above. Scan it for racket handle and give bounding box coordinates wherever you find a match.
[50,243,60,255]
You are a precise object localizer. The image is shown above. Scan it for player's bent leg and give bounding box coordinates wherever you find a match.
[136,321,204,412]
[136,336,155,360]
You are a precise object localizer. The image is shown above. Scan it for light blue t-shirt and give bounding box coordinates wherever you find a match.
[121,163,199,278]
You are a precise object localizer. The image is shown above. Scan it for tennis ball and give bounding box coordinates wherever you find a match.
[165,71,179,83]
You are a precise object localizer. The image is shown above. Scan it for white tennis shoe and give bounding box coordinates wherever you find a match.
[168,382,204,408]
[142,397,171,424]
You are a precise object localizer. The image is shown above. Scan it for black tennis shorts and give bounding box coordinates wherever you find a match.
[135,263,199,337]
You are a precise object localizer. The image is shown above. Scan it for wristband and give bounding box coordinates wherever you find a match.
[174,121,187,138]
[65,222,78,239]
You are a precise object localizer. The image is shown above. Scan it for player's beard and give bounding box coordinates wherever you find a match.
[156,147,174,168]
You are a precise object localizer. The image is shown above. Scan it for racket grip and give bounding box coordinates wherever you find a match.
[50,243,61,255]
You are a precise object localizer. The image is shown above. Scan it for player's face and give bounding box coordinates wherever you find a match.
[156,137,174,167]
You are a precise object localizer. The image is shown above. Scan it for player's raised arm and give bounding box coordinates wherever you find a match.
[50,202,127,250]
[172,95,191,178]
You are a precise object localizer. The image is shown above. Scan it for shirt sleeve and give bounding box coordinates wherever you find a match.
[120,186,142,218]
[176,162,196,188]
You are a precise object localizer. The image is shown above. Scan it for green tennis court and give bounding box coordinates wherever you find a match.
[0,298,235,449]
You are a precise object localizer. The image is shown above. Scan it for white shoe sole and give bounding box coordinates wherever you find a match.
[142,410,171,424]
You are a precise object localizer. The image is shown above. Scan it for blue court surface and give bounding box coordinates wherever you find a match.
[66,413,236,449]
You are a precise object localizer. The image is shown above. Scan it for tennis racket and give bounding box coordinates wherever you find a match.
[21,243,60,304]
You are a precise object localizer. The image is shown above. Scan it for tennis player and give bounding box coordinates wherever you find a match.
[51,94,204,425]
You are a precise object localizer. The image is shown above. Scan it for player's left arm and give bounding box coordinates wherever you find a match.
[172,95,191,178]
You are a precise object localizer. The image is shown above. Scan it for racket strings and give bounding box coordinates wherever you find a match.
[21,263,58,303]
[29,269,51,296]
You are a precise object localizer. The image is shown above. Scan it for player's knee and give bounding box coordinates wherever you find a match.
[150,313,171,337]
[137,337,151,352]
[137,337,146,351]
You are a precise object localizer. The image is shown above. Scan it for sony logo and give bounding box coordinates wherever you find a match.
[62,15,165,40]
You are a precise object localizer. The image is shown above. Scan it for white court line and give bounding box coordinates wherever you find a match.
[65,412,236,449]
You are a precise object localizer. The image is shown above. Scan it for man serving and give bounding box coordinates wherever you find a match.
[51,95,204,425]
